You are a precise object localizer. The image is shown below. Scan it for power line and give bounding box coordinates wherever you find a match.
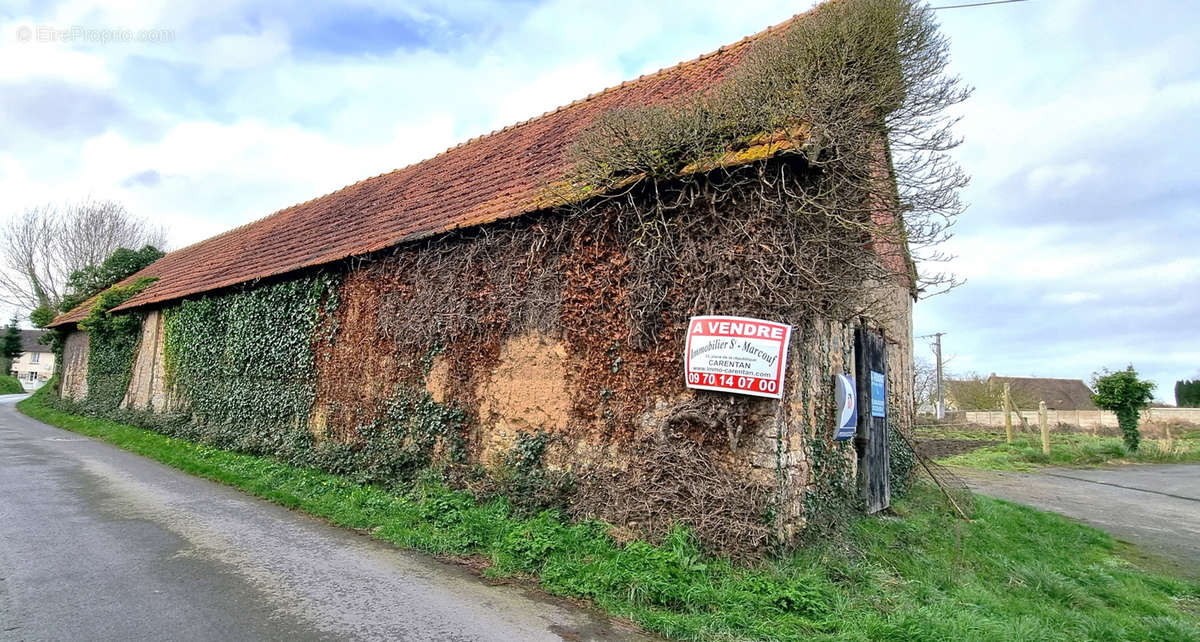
[931,0,1031,10]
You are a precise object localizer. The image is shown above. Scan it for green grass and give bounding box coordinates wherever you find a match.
[915,427,1009,441]
[19,387,1200,641]
[939,433,1200,471]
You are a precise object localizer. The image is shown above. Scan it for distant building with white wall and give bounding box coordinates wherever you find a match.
[10,330,55,388]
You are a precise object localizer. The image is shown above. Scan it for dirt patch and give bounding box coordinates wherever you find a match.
[475,332,572,464]
[425,356,453,404]
[914,438,998,459]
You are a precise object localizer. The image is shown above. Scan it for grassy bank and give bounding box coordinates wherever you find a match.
[19,388,1200,641]
[937,432,1200,471]
[0,374,24,394]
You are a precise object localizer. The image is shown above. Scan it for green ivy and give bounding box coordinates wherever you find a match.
[505,429,553,470]
[801,436,858,536]
[348,388,469,485]
[492,430,575,515]
[420,340,444,377]
[79,277,158,411]
[50,268,481,498]
[150,273,470,490]
[161,275,340,451]
[888,422,916,497]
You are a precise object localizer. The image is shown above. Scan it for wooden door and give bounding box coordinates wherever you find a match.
[854,326,890,514]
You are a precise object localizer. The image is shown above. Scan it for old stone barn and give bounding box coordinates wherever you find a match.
[51,0,937,554]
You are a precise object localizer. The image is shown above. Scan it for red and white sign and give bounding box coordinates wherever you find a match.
[684,315,792,399]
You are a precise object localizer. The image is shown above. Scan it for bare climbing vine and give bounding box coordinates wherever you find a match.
[566,0,969,307]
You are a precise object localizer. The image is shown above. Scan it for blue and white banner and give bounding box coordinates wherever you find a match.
[833,374,857,441]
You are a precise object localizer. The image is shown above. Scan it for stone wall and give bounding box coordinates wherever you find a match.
[298,246,912,541]
[957,407,1200,436]
[60,330,89,401]
[122,309,171,412]
[883,282,916,439]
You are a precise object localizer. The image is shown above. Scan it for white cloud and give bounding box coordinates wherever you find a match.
[0,28,115,85]
[1042,291,1100,305]
[489,59,624,129]
[64,114,460,249]
[202,23,291,71]
[1,0,810,250]
[1024,161,1100,194]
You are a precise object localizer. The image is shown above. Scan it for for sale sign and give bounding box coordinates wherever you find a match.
[684,315,793,399]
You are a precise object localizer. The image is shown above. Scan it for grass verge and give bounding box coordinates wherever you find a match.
[0,374,24,394]
[937,432,1200,471]
[19,387,1200,641]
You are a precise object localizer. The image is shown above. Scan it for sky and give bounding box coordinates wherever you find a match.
[0,0,1196,402]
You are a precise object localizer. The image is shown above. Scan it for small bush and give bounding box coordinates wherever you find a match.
[1092,366,1156,452]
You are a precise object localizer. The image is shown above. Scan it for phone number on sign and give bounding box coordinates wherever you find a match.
[686,372,779,394]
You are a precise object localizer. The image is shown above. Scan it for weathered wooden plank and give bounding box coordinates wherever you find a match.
[854,326,890,514]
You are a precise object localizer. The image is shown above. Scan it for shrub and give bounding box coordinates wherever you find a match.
[0,375,24,394]
[1091,366,1156,452]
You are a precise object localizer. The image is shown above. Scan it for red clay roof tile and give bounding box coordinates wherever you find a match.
[52,12,806,327]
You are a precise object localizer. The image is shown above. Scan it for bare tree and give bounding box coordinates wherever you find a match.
[944,373,1037,411]
[914,356,937,412]
[0,198,166,312]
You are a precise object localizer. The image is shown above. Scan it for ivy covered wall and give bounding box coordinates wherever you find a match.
[161,275,339,447]
[52,168,916,556]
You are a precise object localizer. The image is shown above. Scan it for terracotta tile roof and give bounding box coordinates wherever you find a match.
[51,12,809,327]
[989,376,1099,411]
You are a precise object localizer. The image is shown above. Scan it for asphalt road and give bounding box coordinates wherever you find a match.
[0,395,652,641]
[960,463,1200,578]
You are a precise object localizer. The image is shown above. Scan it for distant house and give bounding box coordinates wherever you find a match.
[9,330,55,388]
[944,374,1096,411]
[990,375,1097,410]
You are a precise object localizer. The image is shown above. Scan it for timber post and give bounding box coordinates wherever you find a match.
[1039,401,1050,456]
[1003,382,1013,444]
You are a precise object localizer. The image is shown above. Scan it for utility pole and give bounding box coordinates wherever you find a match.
[933,333,945,419]
[918,332,947,419]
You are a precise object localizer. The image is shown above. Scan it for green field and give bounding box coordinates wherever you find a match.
[20,387,1200,641]
[934,431,1200,471]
